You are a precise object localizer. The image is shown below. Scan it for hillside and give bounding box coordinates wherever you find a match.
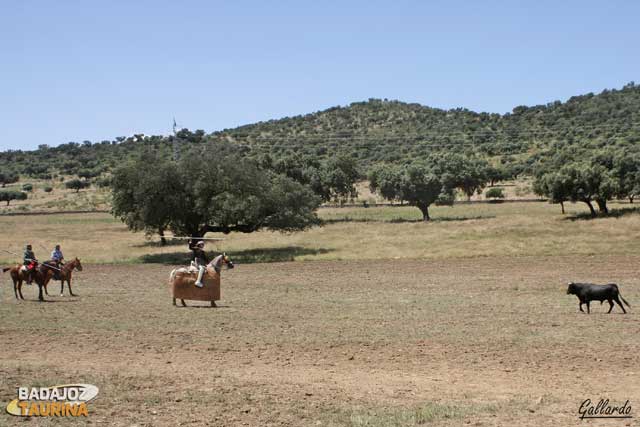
[1,82,639,180]
[221,82,640,162]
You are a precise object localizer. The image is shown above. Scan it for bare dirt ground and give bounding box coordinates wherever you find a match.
[1,256,639,426]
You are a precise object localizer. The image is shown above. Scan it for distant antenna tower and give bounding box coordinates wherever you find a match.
[172,117,180,161]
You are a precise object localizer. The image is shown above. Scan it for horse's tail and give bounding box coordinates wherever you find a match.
[2,267,10,273]
[169,269,177,282]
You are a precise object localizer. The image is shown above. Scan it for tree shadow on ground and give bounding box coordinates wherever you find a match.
[392,215,496,223]
[133,238,198,248]
[564,206,640,221]
[138,252,192,264]
[323,215,494,224]
[139,246,332,265]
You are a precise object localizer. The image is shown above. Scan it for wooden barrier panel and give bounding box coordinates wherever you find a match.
[171,267,220,302]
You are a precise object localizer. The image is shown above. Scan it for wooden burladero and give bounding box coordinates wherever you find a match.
[169,254,233,307]
[171,266,221,306]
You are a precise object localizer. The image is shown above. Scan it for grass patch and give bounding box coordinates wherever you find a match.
[347,402,467,426]
[328,398,531,427]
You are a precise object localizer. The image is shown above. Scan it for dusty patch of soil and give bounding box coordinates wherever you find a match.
[1,256,639,426]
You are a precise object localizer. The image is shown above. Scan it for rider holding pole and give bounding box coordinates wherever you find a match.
[50,244,64,280]
[23,244,37,284]
[188,239,209,288]
[50,244,64,264]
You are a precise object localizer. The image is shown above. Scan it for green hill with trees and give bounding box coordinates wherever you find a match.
[3,82,639,176]
[2,82,640,226]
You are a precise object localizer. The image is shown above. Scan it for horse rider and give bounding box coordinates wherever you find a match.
[188,239,210,288]
[50,244,64,280]
[23,244,38,285]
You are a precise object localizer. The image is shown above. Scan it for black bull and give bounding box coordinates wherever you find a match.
[567,282,631,314]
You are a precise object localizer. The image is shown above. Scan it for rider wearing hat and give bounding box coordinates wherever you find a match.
[188,239,210,288]
[50,244,65,280]
[23,244,37,284]
[51,244,64,264]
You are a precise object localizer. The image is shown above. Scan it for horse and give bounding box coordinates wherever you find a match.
[169,253,234,307]
[51,257,83,296]
[3,264,30,299]
[3,262,56,301]
[3,263,43,300]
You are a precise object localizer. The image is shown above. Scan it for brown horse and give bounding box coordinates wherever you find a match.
[3,264,29,299]
[54,257,83,296]
[3,262,56,301]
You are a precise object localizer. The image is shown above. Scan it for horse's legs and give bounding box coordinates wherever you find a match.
[60,280,64,296]
[181,299,187,307]
[13,279,18,300]
[38,283,44,302]
[18,280,25,300]
[172,297,177,306]
[68,279,76,297]
[44,280,50,296]
[211,300,216,307]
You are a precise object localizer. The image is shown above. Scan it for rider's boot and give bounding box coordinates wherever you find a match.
[195,266,205,288]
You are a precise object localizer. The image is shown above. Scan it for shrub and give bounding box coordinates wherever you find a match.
[43,186,53,193]
[65,179,90,192]
[78,169,101,180]
[485,187,505,201]
[96,177,112,188]
[22,183,33,192]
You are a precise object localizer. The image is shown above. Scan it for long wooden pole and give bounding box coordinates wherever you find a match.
[163,237,225,241]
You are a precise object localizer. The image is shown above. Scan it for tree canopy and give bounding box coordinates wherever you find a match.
[533,147,640,216]
[0,172,19,187]
[110,148,322,240]
[65,179,91,192]
[369,157,458,221]
[0,191,27,205]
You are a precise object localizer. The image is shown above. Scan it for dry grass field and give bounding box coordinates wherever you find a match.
[1,202,640,426]
[1,200,640,265]
[1,257,638,426]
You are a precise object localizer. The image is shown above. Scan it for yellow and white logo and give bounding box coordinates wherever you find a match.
[6,384,99,417]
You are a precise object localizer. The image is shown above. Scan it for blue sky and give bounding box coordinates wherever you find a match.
[1,0,638,150]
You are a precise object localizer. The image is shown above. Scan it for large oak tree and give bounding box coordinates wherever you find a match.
[111,148,321,242]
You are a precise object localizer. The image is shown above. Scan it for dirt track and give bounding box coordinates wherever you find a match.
[1,256,639,426]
